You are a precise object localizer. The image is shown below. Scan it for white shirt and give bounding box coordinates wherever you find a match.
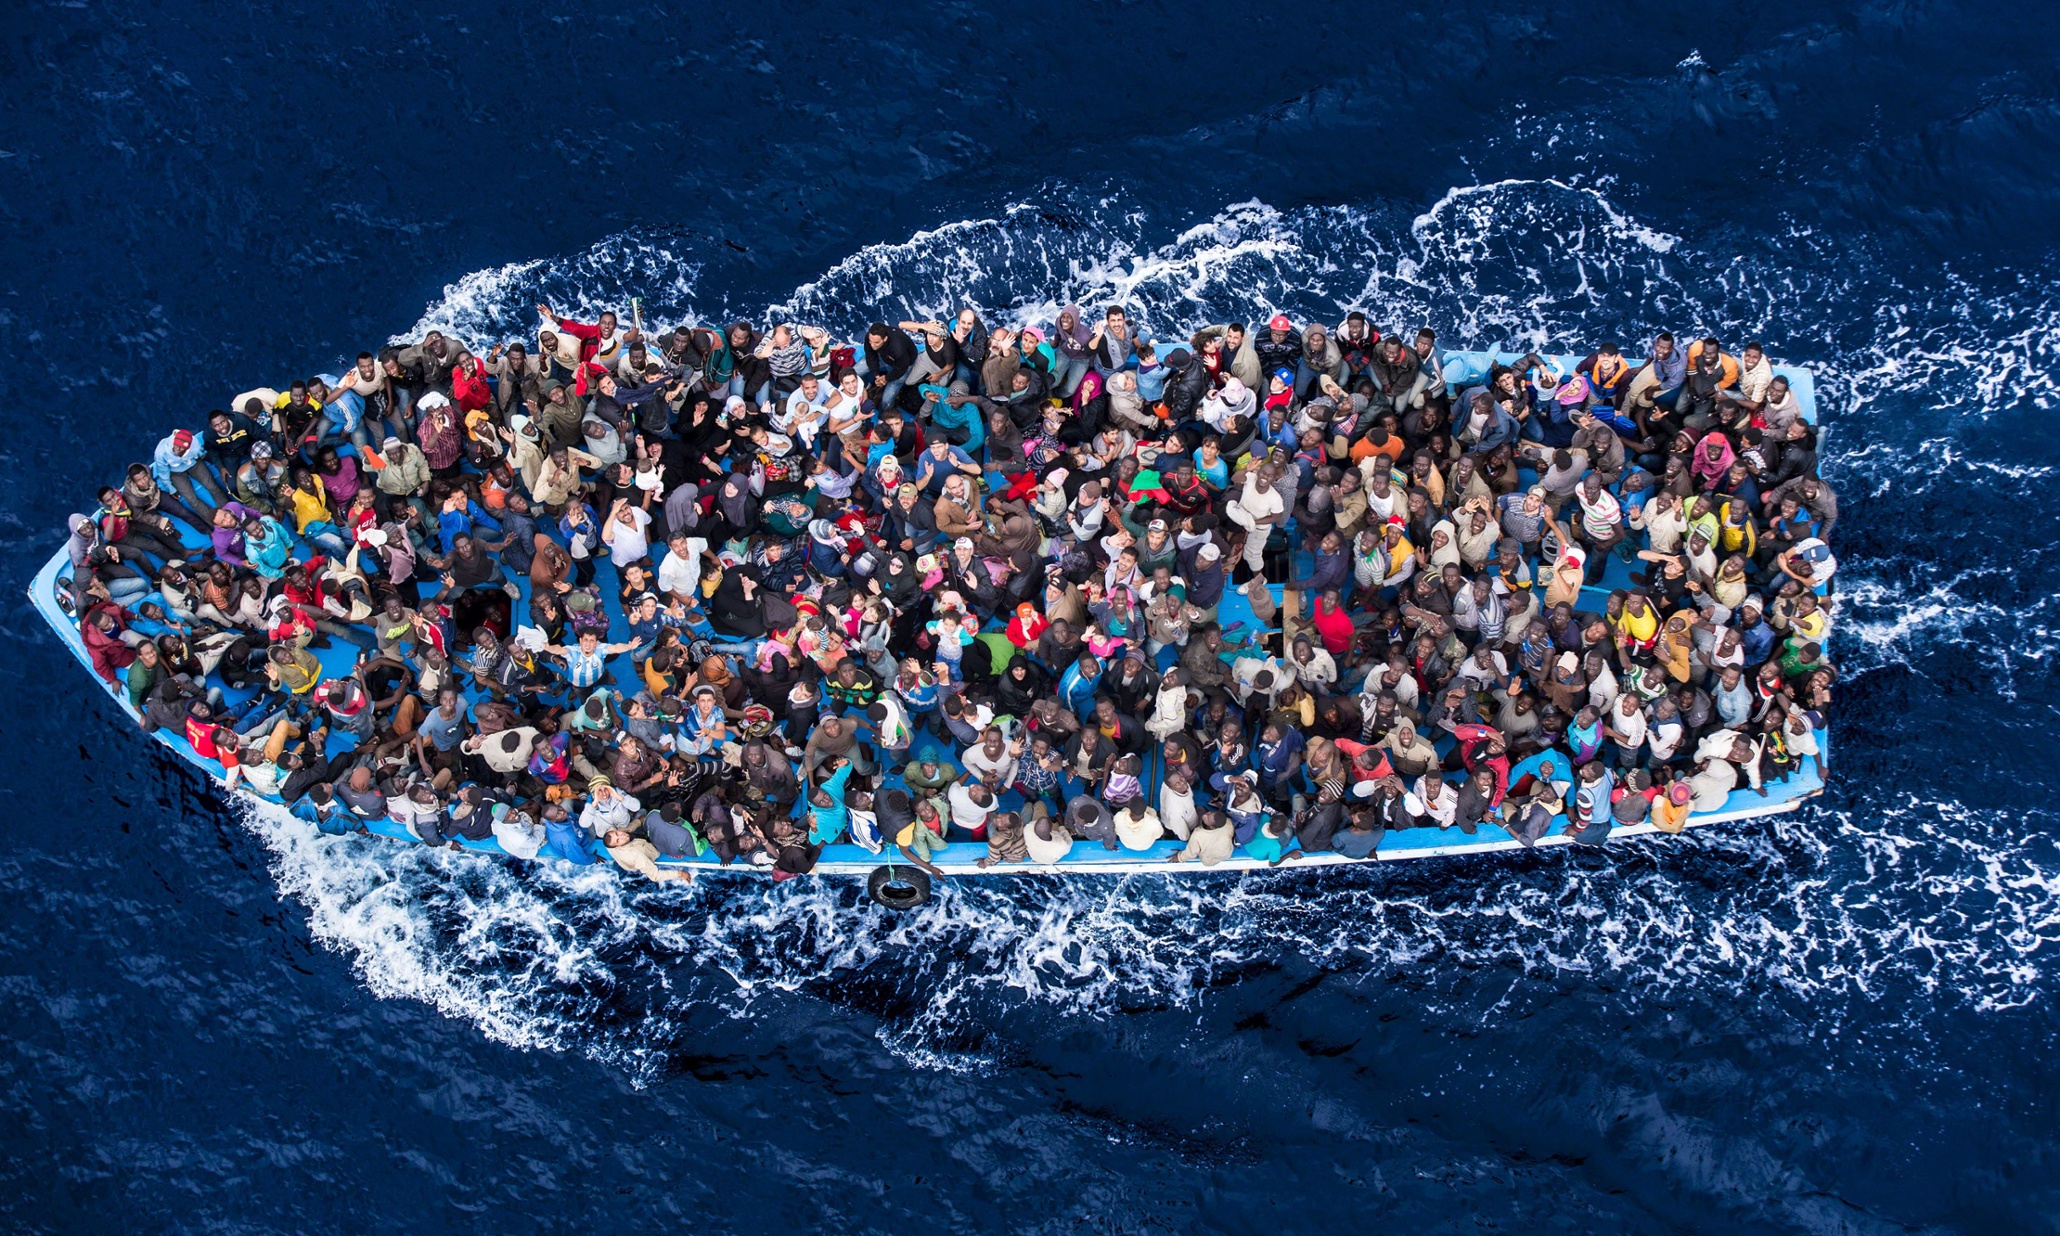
[1405,775,1458,828]
[1646,717,1685,762]
[962,742,1015,784]
[1158,784,1198,840]
[1025,822,1074,864]
[1788,537,1837,585]
[492,807,547,860]
[947,782,994,832]
[1610,703,1649,753]
[605,506,653,564]
[778,386,830,441]
[658,539,707,600]
[580,791,642,839]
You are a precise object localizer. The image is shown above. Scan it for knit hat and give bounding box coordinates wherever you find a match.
[588,775,612,792]
[171,429,194,452]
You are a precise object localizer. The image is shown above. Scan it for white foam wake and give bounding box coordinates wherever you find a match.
[233,177,2060,1070]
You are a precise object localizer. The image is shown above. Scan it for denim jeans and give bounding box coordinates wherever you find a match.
[854,357,904,417]
[1050,353,1089,399]
[102,576,150,604]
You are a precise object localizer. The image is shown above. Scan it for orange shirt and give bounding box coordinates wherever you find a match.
[1685,341,1740,389]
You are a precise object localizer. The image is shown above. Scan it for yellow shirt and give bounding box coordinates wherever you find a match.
[1615,604,1658,645]
[288,481,333,533]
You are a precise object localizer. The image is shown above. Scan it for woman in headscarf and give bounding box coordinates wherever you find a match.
[1068,368,1109,442]
[995,654,1049,719]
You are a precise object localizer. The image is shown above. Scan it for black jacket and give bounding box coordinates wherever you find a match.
[864,328,917,384]
[1165,357,1211,422]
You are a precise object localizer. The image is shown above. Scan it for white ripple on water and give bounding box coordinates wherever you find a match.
[224,177,2060,1074]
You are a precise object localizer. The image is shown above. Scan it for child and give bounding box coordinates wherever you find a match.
[1103,752,1143,809]
[925,608,973,680]
[1146,667,1189,742]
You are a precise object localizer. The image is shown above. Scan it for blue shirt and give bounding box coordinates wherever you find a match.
[438,500,503,554]
[1057,662,1101,719]
[1255,731,1305,783]
[1135,360,1169,402]
[809,763,855,845]
[1739,619,1777,667]
[913,446,976,495]
[151,433,210,489]
[922,387,985,454]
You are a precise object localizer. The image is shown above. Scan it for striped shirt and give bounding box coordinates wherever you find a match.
[564,644,610,690]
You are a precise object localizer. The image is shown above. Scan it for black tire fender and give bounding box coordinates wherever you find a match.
[867,863,932,910]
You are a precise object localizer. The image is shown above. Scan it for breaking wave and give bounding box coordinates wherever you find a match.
[259,178,2060,1073]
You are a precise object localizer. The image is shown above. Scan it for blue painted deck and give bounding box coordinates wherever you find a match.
[30,350,1826,877]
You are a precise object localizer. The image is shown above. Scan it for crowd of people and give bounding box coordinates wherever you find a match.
[61,299,1836,885]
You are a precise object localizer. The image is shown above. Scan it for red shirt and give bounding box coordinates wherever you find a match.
[552,317,608,362]
[1310,594,1354,655]
[450,357,493,413]
[1448,723,1510,802]
[185,718,240,768]
[1332,739,1393,786]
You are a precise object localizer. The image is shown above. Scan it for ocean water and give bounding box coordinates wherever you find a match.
[4,3,2058,1231]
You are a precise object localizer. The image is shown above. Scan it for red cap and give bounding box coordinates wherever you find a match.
[171,429,195,452]
[1268,314,1293,332]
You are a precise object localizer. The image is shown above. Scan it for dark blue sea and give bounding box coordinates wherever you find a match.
[5,3,2058,1231]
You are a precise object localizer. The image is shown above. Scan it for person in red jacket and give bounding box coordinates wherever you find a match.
[1447,722,1511,802]
[536,303,625,364]
[449,352,494,414]
[81,601,137,685]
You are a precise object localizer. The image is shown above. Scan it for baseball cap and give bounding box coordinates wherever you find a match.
[1268,314,1292,331]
